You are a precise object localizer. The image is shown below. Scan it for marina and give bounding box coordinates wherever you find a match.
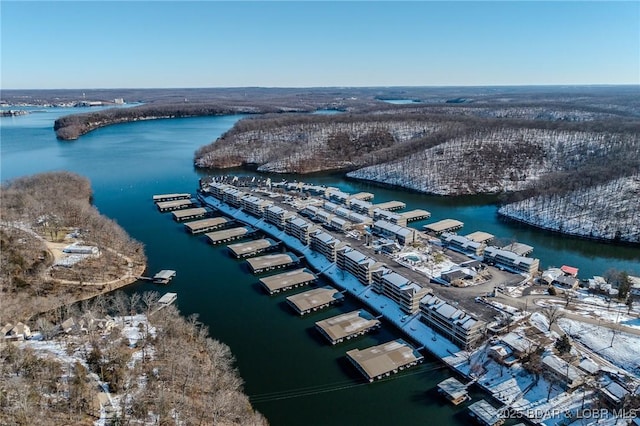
[400,209,431,223]
[184,217,230,234]
[315,310,381,345]
[156,199,195,212]
[227,238,280,259]
[259,268,316,295]
[285,286,345,315]
[467,400,504,426]
[172,207,208,222]
[437,377,470,405]
[205,226,257,244]
[346,339,424,382]
[246,252,300,274]
[153,193,191,202]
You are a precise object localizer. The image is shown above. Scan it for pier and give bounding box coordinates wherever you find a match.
[246,252,300,274]
[153,193,191,202]
[400,209,431,223]
[424,219,464,235]
[437,377,470,405]
[157,199,195,212]
[184,217,230,234]
[158,292,178,306]
[227,238,279,259]
[172,207,208,222]
[346,339,424,382]
[259,268,316,295]
[315,310,381,345]
[205,226,256,245]
[374,200,406,212]
[467,400,504,426]
[465,231,495,244]
[286,286,344,315]
[501,242,533,256]
[153,270,176,284]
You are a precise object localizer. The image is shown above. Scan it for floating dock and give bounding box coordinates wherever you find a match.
[158,292,178,306]
[172,207,208,222]
[400,209,431,223]
[259,268,316,295]
[346,339,424,382]
[468,400,504,426]
[374,200,406,212]
[184,217,230,234]
[227,238,279,259]
[315,310,381,345]
[205,226,256,245]
[501,242,533,257]
[153,193,191,202]
[465,231,495,244]
[157,199,195,212]
[246,252,300,274]
[437,377,470,405]
[424,219,464,235]
[153,270,176,284]
[286,286,344,315]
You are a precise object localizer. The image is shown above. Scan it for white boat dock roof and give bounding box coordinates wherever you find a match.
[247,253,298,272]
[158,292,177,305]
[157,199,193,210]
[346,339,423,381]
[259,268,316,294]
[153,193,191,201]
[184,217,229,232]
[373,200,406,211]
[286,286,344,314]
[315,310,380,344]
[501,242,534,256]
[468,400,504,426]
[227,238,276,257]
[205,226,252,243]
[424,219,464,233]
[465,231,495,243]
[437,377,468,401]
[172,207,207,220]
[400,209,431,222]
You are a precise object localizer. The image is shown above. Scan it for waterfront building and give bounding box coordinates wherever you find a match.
[337,248,385,285]
[207,182,230,199]
[285,217,319,245]
[483,246,539,275]
[241,195,273,217]
[371,220,417,246]
[310,231,348,263]
[222,187,246,207]
[264,205,295,229]
[441,232,486,257]
[419,294,486,348]
[371,267,431,314]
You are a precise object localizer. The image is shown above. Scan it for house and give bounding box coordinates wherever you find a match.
[541,354,584,389]
[488,344,517,366]
[483,246,539,275]
[500,332,535,359]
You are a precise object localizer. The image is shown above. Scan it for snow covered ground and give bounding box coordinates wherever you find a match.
[558,318,640,377]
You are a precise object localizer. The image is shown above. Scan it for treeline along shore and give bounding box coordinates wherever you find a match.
[48,87,640,243]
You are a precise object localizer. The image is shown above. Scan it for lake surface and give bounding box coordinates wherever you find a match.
[2,109,639,425]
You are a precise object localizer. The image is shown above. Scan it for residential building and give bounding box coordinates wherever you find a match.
[372,268,431,314]
[241,195,273,217]
[419,294,486,348]
[483,246,540,275]
[372,220,417,246]
[337,248,385,285]
[441,232,486,257]
[264,205,295,229]
[285,217,319,245]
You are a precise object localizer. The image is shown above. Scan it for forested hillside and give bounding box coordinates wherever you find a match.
[498,174,640,243]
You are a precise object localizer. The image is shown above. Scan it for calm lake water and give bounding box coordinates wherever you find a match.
[1,109,639,425]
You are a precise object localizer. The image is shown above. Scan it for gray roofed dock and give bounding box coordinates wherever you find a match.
[227,238,279,258]
[437,377,470,405]
[346,339,424,382]
[286,286,344,315]
[400,209,431,222]
[315,310,381,345]
[205,226,256,244]
[467,400,504,426]
[465,231,495,244]
[153,270,176,284]
[259,268,317,295]
[246,252,300,274]
[184,217,229,234]
[172,207,208,222]
[153,193,191,202]
[501,242,534,256]
[157,199,195,212]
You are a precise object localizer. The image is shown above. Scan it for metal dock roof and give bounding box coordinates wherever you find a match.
[157,199,194,210]
[205,226,253,244]
[184,217,229,233]
[400,209,431,222]
[315,310,380,344]
[286,286,344,315]
[437,377,469,404]
[158,292,178,305]
[465,231,495,244]
[346,339,423,382]
[247,252,299,273]
[424,219,464,233]
[153,193,191,202]
[501,242,534,256]
[373,200,406,211]
[227,238,277,258]
[468,400,504,426]
[259,268,316,294]
[172,207,207,220]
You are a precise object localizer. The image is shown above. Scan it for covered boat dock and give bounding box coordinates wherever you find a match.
[286,286,344,315]
[315,310,381,345]
[259,268,316,295]
[346,339,424,382]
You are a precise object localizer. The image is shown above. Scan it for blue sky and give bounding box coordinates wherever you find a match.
[2,1,638,89]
